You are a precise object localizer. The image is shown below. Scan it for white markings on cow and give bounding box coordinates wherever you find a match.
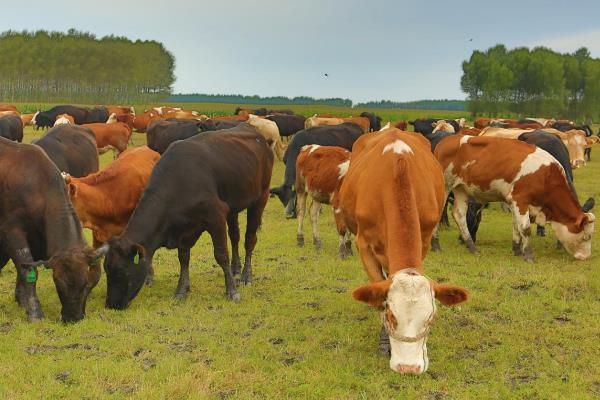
[382,140,413,155]
[338,160,350,179]
[461,160,476,171]
[309,144,321,154]
[334,208,342,214]
[459,136,471,146]
[514,148,554,182]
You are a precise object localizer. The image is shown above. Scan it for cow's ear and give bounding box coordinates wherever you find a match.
[68,182,77,199]
[132,243,147,263]
[433,283,469,306]
[352,280,392,308]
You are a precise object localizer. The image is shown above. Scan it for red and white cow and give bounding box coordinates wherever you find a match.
[295,145,351,258]
[434,134,595,261]
[336,128,469,374]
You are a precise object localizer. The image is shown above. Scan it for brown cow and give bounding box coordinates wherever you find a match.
[82,122,132,157]
[434,134,595,261]
[105,105,135,116]
[341,117,370,133]
[0,110,20,118]
[0,103,18,112]
[394,120,408,131]
[64,146,160,246]
[20,113,36,127]
[133,110,161,132]
[335,128,469,374]
[212,115,249,121]
[458,127,481,136]
[474,117,492,129]
[295,145,351,257]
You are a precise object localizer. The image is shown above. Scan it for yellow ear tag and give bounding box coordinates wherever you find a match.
[133,253,140,265]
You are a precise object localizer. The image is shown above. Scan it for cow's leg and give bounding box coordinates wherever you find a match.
[536,225,546,237]
[296,190,307,247]
[440,199,450,228]
[310,200,322,249]
[241,191,268,285]
[338,230,353,259]
[227,213,242,277]
[512,207,535,263]
[174,247,191,300]
[511,209,523,256]
[451,190,478,254]
[7,237,44,321]
[208,203,239,301]
[431,224,441,252]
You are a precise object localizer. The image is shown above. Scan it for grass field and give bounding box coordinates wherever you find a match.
[1,107,599,399]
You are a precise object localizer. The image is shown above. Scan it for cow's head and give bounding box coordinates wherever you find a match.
[431,120,455,134]
[23,245,106,322]
[352,269,469,374]
[104,237,150,309]
[563,130,587,168]
[550,212,595,260]
[269,185,297,218]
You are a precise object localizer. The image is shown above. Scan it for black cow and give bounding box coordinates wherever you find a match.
[270,123,364,218]
[409,118,460,137]
[235,107,294,116]
[0,138,106,322]
[465,130,595,240]
[213,120,246,130]
[87,107,110,124]
[104,125,274,309]
[265,114,306,137]
[359,112,382,132]
[34,105,109,128]
[34,125,99,177]
[146,118,217,154]
[0,115,23,142]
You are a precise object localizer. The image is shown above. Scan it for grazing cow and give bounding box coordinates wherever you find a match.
[0,115,24,142]
[295,145,351,257]
[434,135,595,261]
[0,103,18,112]
[246,115,285,160]
[103,125,274,309]
[304,115,345,129]
[64,146,160,246]
[342,117,370,134]
[334,129,468,374]
[146,118,217,154]
[82,122,133,157]
[53,114,75,126]
[360,112,382,132]
[394,120,408,131]
[270,123,364,218]
[410,118,460,137]
[20,113,36,127]
[0,138,106,322]
[265,114,306,138]
[34,125,99,177]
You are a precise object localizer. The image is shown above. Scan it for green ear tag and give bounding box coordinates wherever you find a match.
[133,253,140,265]
[26,269,38,283]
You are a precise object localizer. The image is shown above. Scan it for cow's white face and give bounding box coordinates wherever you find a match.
[564,131,587,168]
[385,270,436,374]
[432,120,455,134]
[551,213,595,260]
[352,270,469,375]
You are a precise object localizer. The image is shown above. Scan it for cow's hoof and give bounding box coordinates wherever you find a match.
[523,248,535,263]
[512,241,523,256]
[313,239,322,250]
[285,212,297,220]
[536,226,546,237]
[144,276,154,287]
[297,235,305,247]
[228,292,241,302]
[173,291,188,301]
[27,310,44,322]
[378,343,391,357]
[240,274,253,285]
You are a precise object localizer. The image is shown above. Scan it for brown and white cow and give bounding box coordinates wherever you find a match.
[432,120,456,134]
[295,145,351,257]
[341,117,370,134]
[304,115,345,129]
[63,146,160,246]
[0,103,18,112]
[53,114,75,126]
[435,134,595,261]
[336,128,469,374]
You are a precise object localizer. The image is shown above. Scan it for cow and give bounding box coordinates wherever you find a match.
[34,105,107,128]
[105,105,135,116]
[434,134,595,261]
[550,121,594,161]
[34,125,99,177]
[235,107,294,116]
[431,120,456,134]
[103,125,274,309]
[213,120,246,130]
[146,118,217,154]
[0,115,24,142]
[53,114,75,126]
[82,122,133,157]
[360,112,382,132]
[212,115,248,121]
[334,129,469,374]
[394,120,408,131]
[523,118,556,127]
[342,117,370,134]
[0,110,20,118]
[474,117,493,129]
[270,123,364,218]
[304,115,345,129]
[265,114,306,138]
[64,146,160,247]
[0,137,106,322]
[409,118,460,137]
[133,110,161,132]
[246,114,285,160]
[20,113,36,127]
[458,127,481,136]
[0,103,18,112]
[295,145,351,257]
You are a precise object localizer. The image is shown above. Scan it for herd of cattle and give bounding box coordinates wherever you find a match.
[0,102,597,375]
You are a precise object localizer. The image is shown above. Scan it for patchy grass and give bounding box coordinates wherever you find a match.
[0,114,599,399]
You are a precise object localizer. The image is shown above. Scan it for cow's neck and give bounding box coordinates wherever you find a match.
[540,171,584,227]
[428,131,455,152]
[121,187,166,255]
[45,185,85,255]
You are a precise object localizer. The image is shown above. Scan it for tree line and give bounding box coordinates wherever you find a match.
[0,29,175,104]
[355,99,465,110]
[168,93,353,107]
[461,45,600,121]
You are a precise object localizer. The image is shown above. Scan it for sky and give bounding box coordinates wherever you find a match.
[4,0,600,103]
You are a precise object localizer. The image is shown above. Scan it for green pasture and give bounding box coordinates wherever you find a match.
[0,107,599,399]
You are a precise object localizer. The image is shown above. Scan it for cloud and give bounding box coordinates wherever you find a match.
[528,28,600,56]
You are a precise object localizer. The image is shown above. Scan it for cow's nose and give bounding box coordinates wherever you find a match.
[394,364,422,374]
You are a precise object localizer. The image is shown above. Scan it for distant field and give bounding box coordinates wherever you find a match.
[0,111,599,399]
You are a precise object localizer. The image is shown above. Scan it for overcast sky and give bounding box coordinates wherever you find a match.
[4,0,600,102]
